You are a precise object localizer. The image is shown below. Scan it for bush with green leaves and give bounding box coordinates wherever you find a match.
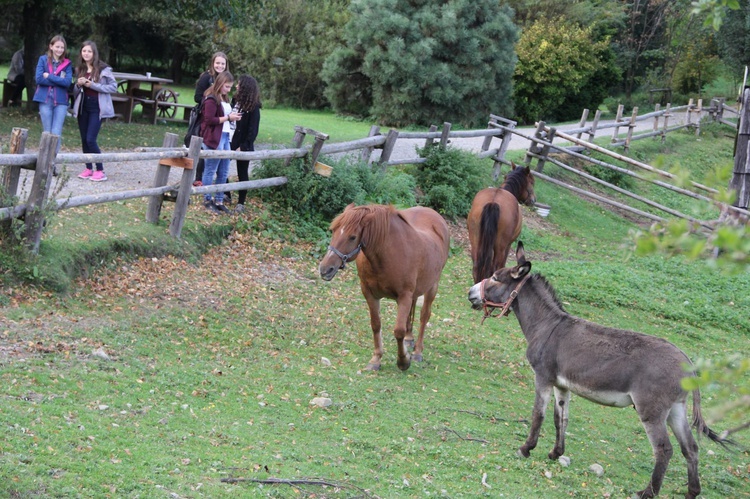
[251,156,416,239]
[513,18,620,125]
[322,0,518,127]
[410,145,492,219]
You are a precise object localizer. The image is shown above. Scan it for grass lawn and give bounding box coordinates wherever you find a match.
[0,116,748,498]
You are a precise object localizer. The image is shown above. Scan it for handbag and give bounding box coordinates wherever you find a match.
[183,100,204,147]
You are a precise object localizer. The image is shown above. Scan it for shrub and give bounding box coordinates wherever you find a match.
[251,156,416,238]
[410,146,491,219]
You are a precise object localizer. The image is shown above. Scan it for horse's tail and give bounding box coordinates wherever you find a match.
[476,203,500,282]
[691,388,734,448]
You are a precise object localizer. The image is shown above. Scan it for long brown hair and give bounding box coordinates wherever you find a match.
[75,40,107,82]
[46,35,67,62]
[234,75,261,113]
[204,71,234,103]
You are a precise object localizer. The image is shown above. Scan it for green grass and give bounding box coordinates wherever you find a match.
[1,124,749,498]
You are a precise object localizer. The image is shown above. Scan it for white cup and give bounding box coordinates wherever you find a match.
[146,72,152,78]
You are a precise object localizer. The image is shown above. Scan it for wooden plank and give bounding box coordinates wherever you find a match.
[147,133,179,224]
[24,133,57,254]
[1,127,28,236]
[169,135,202,238]
[158,157,194,169]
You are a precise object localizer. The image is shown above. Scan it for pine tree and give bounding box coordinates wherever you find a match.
[322,0,518,127]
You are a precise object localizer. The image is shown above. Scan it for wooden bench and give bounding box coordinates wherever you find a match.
[111,93,135,123]
[153,101,193,124]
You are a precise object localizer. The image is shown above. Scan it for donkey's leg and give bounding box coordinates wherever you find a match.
[412,286,438,363]
[666,402,701,499]
[394,295,414,371]
[636,411,674,499]
[549,387,570,459]
[363,295,383,371]
[519,380,552,458]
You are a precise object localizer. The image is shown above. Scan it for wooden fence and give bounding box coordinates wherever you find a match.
[0,99,744,255]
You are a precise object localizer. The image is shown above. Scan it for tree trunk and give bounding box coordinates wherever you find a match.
[22,0,54,108]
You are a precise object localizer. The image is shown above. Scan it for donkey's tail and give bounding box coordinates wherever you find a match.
[476,203,500,282]
[691,389,735,448]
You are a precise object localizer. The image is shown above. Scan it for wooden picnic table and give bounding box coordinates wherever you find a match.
[111,72,181,123]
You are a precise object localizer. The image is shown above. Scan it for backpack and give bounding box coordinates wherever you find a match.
[183,100,204,147]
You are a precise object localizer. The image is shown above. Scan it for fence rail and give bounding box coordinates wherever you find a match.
[1,98,743,254]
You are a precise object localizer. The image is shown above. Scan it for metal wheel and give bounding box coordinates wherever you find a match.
[155,88,179,119]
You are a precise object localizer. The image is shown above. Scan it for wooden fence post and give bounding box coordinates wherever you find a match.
[424,124,438,149]
[611,104,624,144]
[653,104,661,138]
[524,121,546,167]
[535,126,556,174]
[588,110,601,142]
[576,109,589,139]
[146,133,179,223]
[285,126,306,166]
[377,129,399,171]
[662,103,671,143]
[729,87,750,210]
[359,125,380,164]
[492,120,516,181]
[308,130,330,169]
[1,127,28,237]
[624,107,638,153]
[440,122,452,149]
[481,117,498,152]
[24,132,58,254]
[695,99,703,136]
[169,135,202,238]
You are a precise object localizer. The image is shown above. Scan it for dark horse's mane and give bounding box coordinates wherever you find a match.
[329,205,395,250]
[501,167,529,201]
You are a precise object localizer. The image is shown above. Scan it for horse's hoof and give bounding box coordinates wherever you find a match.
[634,488,655,499]
[404,339,415,350]
[364,363,381,371]
[397,359,411,371]
[412,353,423,362]
[517,448,530,458]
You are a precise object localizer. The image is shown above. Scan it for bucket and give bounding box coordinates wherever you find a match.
[535,203,551,218]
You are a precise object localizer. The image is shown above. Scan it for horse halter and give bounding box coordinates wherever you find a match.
[479,273,531,324]
[328,243,363,270]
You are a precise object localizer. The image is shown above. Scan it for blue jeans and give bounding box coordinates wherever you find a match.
[78,95,103,171]
[39,101,68,155]
[202,132,230,204]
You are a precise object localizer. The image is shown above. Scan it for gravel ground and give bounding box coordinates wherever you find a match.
[17,112,693,202]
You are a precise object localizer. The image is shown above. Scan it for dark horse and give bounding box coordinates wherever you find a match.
[467,162,536,283]
[319,204,450,371]
[468,242,728,499]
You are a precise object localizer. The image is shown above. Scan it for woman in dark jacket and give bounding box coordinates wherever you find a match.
[229,75,261,214]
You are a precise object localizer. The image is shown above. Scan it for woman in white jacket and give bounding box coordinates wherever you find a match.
[72,40,117,182]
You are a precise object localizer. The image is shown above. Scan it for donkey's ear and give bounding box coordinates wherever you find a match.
[516,241,527,265]
[511,261,531,279]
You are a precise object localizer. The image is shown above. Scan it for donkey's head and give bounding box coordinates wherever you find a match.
[468,241,531,311]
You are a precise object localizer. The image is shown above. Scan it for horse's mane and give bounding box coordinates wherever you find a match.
[530,273,567,313]
[501,167,529,200]
[329,205,395,250]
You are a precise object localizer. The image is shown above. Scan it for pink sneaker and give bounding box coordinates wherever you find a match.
[78,169,93,179]
[90,170,107,182]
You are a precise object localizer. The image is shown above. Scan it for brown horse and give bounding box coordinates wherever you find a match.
[319,204,450,371]
[467,162,536,283]
[468,242,729,499]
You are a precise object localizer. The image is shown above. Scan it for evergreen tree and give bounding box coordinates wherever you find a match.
[322,0,518,127]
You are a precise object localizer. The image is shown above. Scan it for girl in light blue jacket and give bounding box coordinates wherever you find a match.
[72,40,117,181]
[33,35,73,155]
